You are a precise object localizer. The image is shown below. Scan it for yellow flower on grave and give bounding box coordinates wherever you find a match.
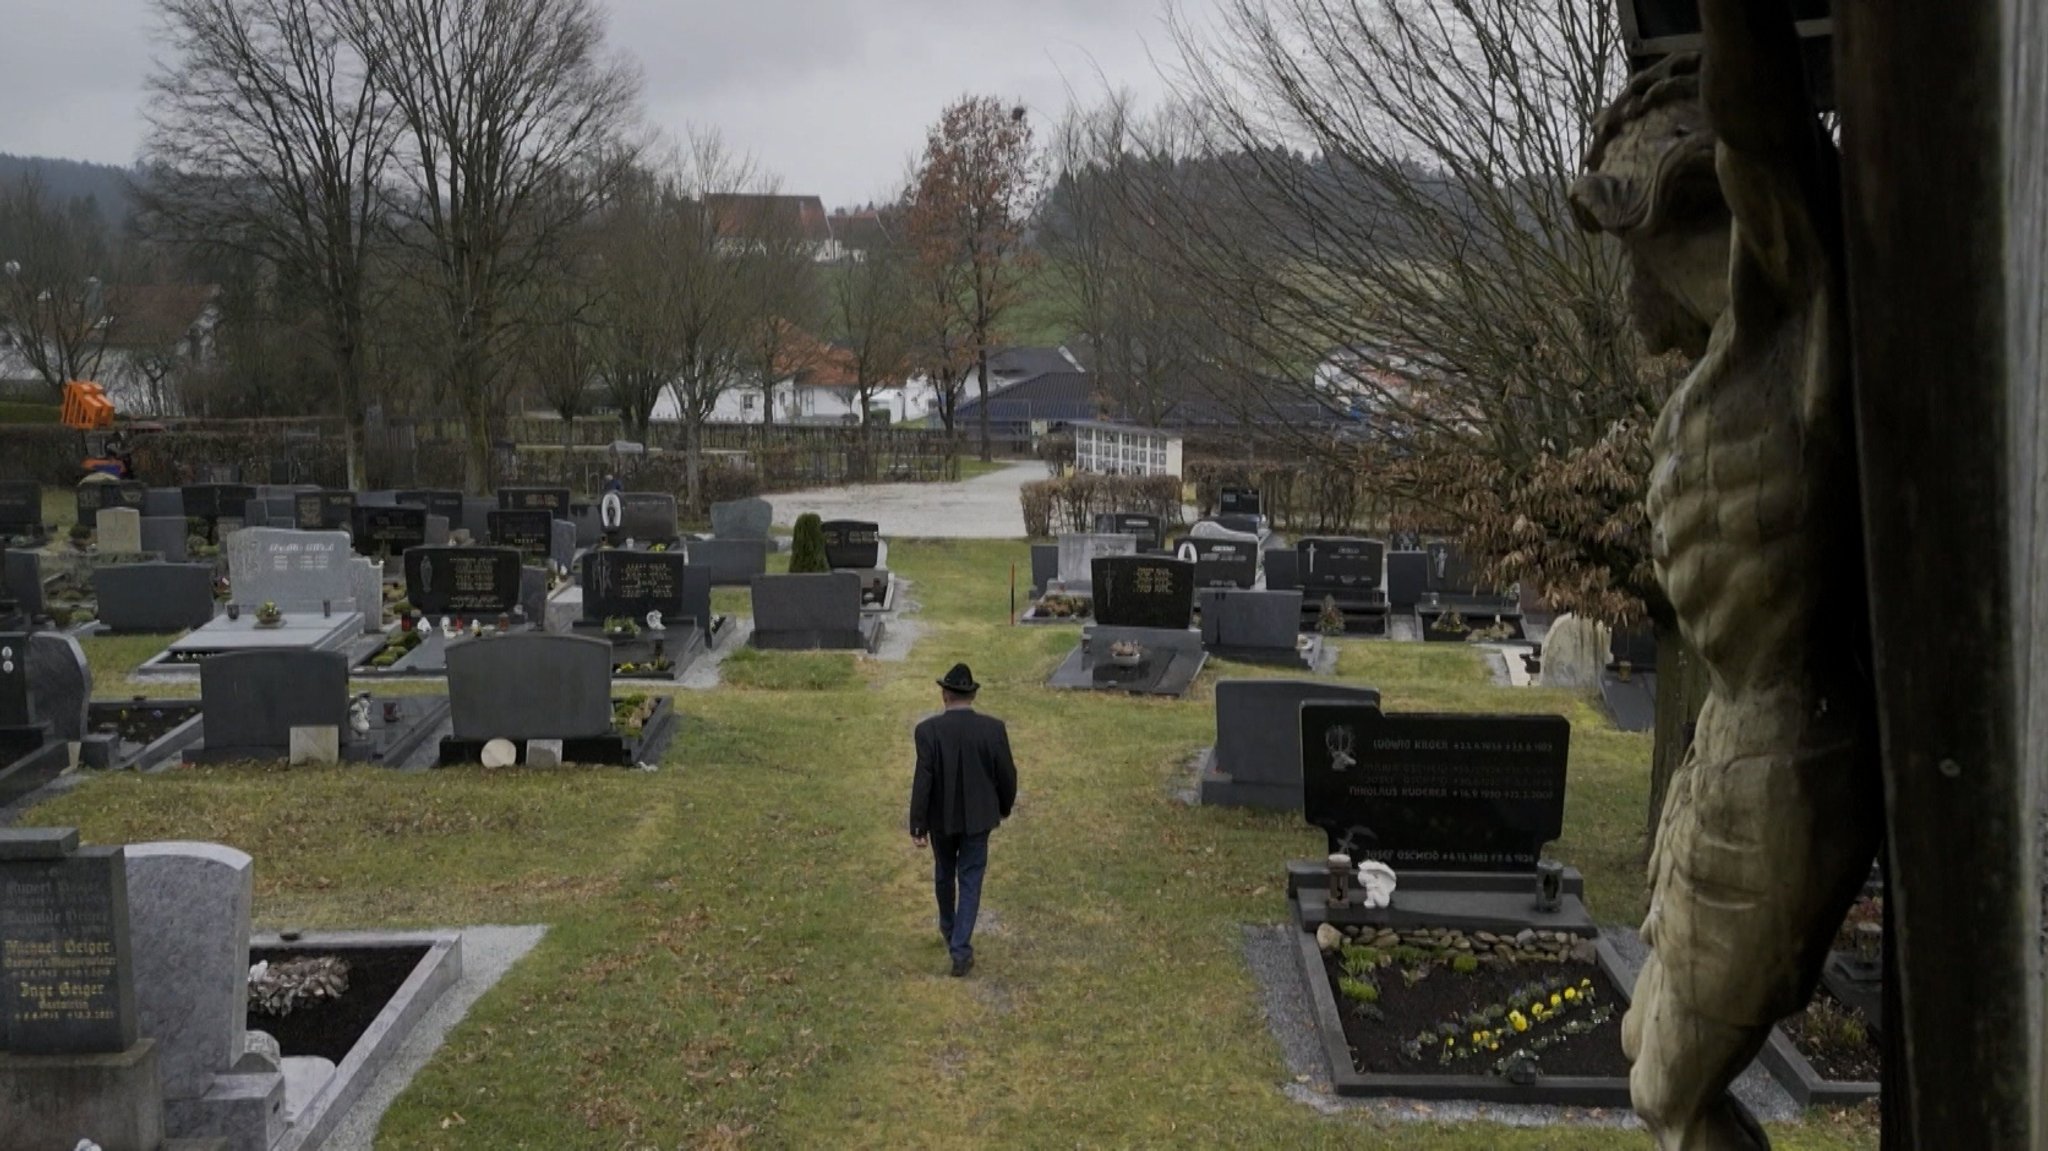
[1550,994,1563,1008]
[1444,1037,1455,1048]
[1563,988,1578,1002]
[1490,1043,1500,1051]
[1509,1011,1529,1033]
[1472,1031,1484,1044]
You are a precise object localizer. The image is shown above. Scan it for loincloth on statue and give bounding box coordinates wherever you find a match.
[1641,692,1881,1027]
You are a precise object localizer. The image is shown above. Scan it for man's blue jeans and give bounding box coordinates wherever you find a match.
[931,831,990,963]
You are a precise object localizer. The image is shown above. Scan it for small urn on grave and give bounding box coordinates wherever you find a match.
[1326,852,1354,910]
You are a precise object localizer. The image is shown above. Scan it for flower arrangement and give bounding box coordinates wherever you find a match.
[1107,639,1144,666]
[1429,609,1470,635]
[254,601,283,627]
[1037,593,1092,619]
[1400,975,1612,1072]
[1316,595,1346,636]
[603,615,641,638]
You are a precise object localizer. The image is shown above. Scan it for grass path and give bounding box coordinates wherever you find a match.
[26,540,1876,1149]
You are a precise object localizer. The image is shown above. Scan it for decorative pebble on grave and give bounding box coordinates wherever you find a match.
[1336,924,1595,965]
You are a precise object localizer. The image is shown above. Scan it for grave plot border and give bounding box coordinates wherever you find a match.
[85,699,205,772]
[1415,600,1527,643]
[0,740,70,807]
[1044,627,1208,698]
[1288,895,1636,1104]
[435,694,679,768]
[248,930,462,1151]
[1753,962,1884,1108]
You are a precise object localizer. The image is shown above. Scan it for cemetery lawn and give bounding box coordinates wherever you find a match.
[29,539,1877,1150]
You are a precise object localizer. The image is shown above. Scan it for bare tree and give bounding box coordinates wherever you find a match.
[905,208,975,461]
[0,176,114,398]
[142,0,396,485]
[739,205,822,427]
[830,236,913,440]
[330,0,638,491]
[590,165,685,442]
[526,237,603,470]
[908,96,1041,461]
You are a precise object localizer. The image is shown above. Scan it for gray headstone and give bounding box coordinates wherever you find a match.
[1386,551,1429,610]
[617,493,678,542]
[749,572,863,647]
[93,564,217,633]
[141,516,189,563]
[520,566,548,625]
[198,650,349,758]
[1030,543,1058,595]
[349,557,383,633]
[1198,589,1303,652]
[1262,548,1300,592]
[1203,679,1382,810]
[28,632,90,741]
[0,834,136,1054]
[142,487,185,518]
[686,538,769,586]
[241,500,270,527]
[125,841,253,1099]
[550,520,577,572]
[570,503,602,548]
[446,633,613,741]
[1538,614,1611,691]
[225,528,356,614]
[460,497,497,539]
[97,507,143,555]
[710,497,773,541]
[1055,533,1137,590]
[425,513,451,547]
[4,550,42,617]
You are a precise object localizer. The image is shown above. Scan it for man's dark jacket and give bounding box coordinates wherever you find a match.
[910,707,1018,838]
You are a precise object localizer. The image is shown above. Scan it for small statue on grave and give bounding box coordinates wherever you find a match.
[1570,19,1882,1151]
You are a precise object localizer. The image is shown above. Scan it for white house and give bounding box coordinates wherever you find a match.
[0,283,220,415]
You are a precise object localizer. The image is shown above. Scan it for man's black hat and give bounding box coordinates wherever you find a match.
[937,663,979,694]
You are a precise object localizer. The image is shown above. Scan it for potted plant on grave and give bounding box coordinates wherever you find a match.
[789,513,829,573]
[1108,639,1144,667]
[1317,595,1346,636]
[68,523,92,551]
[1429,609,1470,639]
[255,600,284,628]
[603,615,640,639]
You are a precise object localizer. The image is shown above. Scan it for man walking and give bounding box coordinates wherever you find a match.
[910,663,1018,977]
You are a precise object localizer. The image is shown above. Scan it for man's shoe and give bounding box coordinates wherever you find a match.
[949,955,973,978]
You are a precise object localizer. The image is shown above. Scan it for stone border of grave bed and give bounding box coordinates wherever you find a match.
[255,929,462,1151]
[85,699,205,773]
[1289,921,1638,1105]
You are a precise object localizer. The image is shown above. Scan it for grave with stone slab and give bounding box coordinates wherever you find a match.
[182,483,257,543]
[569,549,720,680]
[0,632,78,806]
[1219,485,1265,526]
[820,519,895,610]
[1028,542,1058,600]
[747,571,884,652]
[437,632,678,766]
[1750,870,1885,1107]
[487,507,553,565]
[1045,555,1207,697]
[137,530,377,674]
[1283,698,1629,1103]
[1196,588,1325,670]
[1195,679,1382,810]
[77,478,148,527]
[83,698,206,773]
[605,491,681,548]
[496,486,571,518]
[1413,540,1525,642]
[350,505,428,563]
[1385,550,1429,615]
[1019,532,1137,623]
[292,490,355,532]
[1599,624,1658,734]
[182,649,445,767]
[1091,511,1165,553]
[1296,537,1390,636]
[347,545,535,676]
[1175,528,1261,591]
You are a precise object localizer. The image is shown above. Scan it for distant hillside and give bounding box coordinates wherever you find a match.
[0,154,139,227]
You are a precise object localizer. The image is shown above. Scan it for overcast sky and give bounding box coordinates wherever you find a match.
[0,0,1216,208]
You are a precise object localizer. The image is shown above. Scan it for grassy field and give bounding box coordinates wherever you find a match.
[24,540,1877,1149]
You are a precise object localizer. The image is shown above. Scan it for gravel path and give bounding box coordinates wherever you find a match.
[769,460,1043,538]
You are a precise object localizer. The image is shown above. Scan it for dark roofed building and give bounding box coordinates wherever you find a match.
[953,370,1102,435]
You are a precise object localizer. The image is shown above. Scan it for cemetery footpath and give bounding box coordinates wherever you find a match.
[764,459,1041,538]
[16,539,1877,1149]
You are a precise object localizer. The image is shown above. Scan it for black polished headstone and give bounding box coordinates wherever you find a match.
[496,486,571,518]
[580,550,703,625]
[0,834,137,1054]
[1297,537,1385,595]
[294,489,355,531]
[352,505,428,558]
[1174,536,1258,589]
[1300,701,1570,871]
[396,489,464,524]
[820,520,882,569]
[1219,487,1263,517]
[1090,555,1196,630]
[0,632,36,729]
[1425,539,1480,596]
[1262,548,1299,591]
[1387,551,1429,610]
[180,483,257,523]
[1092,512,1164,552]
[75,481,145,525]
[0,483,41,536]
[92,563,216,633]
[404,546,523,616]
[488,509,552,561]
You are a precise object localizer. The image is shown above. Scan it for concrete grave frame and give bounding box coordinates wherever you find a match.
[1045,625,1208,698]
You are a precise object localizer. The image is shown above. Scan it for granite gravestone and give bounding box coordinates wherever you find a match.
[1219,487,1263,517]
[396,489,464,525]
[1386,551,1429,611]
[1030,543,1058,596]
[488,508,552,561]
[404,546,522,617]
[350,557,383,632]
[0,830,136,1055]
[687,538,770,586]
[580,550,709,629]
[93,564,216,633]
[0,483,41,537]
[550,520,577,572]
[710,496,773,540]
[748,572,869,650]
[124,842,253,1100]
[195,650,349,760]
[141,487,185,519]
[27,633,90,742]
[425,514,451,547]
[1091,512,1164,552]
[820,520,882,569]
[139,517,189,562]
[76,480,145,525]
[293,489,355,532]
[458,497,496,540]
[1176,536,1258,589]
[446,633,613,741]
[3,551,41,619]
[180,484,257,525]
[1262,548,1299,592]
[1199,679,1381,810]
[1425,539,1480,596]
[1299,701,1570,870]
[497,486,570,518]
[616,493,679,542]
[351,505,427,559]
[1198,589,1303,653]
[1054,533,1137,590]
[1090,555,1196,630]
[1297,537,1385,596]
[96,507,143,555]
[225,528,354,613]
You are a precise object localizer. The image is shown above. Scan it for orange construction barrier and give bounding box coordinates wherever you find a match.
[61,380,115,430]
